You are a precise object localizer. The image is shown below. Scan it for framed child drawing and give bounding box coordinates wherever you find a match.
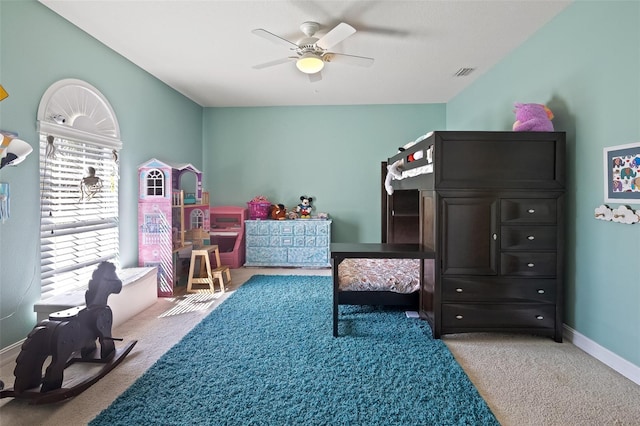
[603,142,640,204]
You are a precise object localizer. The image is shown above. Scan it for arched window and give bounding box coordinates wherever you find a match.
[37,79,121,300]
[145,169,165,197]
[190,209,204,229]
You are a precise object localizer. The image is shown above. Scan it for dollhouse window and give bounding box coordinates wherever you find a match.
[37,79,122,300]
[145,169,165,196]
[190,209,204,229]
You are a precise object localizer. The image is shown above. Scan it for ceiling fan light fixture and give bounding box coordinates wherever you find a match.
[296,53,324,74]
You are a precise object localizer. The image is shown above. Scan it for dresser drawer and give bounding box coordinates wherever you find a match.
[500,253,556,276]
[246,235,270,247]
[293,235,330,247]
[442,277,556,303]
[442,303,556,329]
[288,248,329,265]
[500,226,557,250]
[245,247,287,265]
[275,223,294,235]
[501,199,557,223]
[294,222,331,236]
[245,221,270,236]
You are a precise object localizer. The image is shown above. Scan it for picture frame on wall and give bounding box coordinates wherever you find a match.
[603,142,640,204]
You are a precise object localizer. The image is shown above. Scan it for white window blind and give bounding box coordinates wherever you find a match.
[39,134,120,300]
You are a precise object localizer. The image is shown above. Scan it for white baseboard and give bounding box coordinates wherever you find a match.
[0,339,24,369]
[563,324,640,385]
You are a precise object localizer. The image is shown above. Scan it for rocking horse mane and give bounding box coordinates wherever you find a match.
[84,262,122,307]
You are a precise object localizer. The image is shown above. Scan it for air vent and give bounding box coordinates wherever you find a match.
[454,67,475,77]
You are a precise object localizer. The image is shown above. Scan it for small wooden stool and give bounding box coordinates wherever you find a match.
[211,265,232,291]
[187,245,221,293]
[186,245,231,293]
[207,244,232,291]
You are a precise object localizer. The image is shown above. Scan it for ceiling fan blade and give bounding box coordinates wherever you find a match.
[316,22,356,50]
[308,72,322,83]
[251,29,298,49]
[252,57,296,70]
[324,53,374,67]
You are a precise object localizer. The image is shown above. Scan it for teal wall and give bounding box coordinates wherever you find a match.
[447,1,640,366]
[202,105,444,243]
[1,0,638,374]
[0,0,203,346]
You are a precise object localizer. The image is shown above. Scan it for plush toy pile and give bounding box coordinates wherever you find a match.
[512,103,554,132]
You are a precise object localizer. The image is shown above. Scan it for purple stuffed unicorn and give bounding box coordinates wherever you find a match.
[512,103,554,132]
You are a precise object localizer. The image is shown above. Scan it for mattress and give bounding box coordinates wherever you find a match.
[338,258,420,293]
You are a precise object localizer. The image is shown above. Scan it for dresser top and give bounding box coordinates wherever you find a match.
[245,219,332,223]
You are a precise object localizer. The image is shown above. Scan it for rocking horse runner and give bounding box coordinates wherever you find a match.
[1,262,137,404]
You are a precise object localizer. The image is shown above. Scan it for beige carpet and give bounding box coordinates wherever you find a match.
[1,268,638,425]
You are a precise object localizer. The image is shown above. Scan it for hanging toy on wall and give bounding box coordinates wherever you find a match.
[1,132,33,169]
[0,182,9,223]
[79,167,103,201]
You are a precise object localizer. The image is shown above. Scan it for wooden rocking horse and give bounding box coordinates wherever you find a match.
[0,262,137,404]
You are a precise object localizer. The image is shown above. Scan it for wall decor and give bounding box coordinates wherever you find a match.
[594,204,639,225]
[0,182,9,223]
[603,142,640,204]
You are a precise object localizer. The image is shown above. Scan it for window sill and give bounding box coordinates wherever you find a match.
[34,266,158,327]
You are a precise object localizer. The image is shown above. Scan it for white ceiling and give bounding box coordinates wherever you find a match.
[38,0,571,107]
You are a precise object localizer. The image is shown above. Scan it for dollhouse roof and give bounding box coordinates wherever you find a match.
[138,158,201,174]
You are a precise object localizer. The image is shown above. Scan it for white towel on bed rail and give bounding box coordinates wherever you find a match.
[384,132,435,195]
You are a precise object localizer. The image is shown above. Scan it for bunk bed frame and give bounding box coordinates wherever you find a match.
[332,130,565,341]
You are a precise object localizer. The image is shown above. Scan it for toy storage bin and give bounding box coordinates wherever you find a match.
[210,206,248,268]
[247,201,271,220]
[209,233,240,267]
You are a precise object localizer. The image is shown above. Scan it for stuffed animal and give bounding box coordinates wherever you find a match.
[296,196,313,219]
[270,203,287,220]
[512,103,554,132]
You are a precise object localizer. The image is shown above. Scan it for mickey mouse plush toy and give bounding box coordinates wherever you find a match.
[296,196,313,219]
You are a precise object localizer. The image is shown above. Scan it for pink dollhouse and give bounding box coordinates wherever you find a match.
[138,158,210,296]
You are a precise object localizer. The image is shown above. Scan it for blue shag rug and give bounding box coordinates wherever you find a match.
[91,275,498,425]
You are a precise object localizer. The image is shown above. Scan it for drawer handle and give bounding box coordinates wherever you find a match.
[455,288,463,293]
[527,262,535,268]
[492,233,497,241]
[528,209,536,214]
[527,235,535,240]
[536,315,544,320]
[455,315,463,320]
[537,289,545,294]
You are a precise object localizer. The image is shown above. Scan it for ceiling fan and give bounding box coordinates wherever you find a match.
[251,21,374,82]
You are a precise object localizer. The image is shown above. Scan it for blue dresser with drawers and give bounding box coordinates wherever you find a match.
[244,219,332,267]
